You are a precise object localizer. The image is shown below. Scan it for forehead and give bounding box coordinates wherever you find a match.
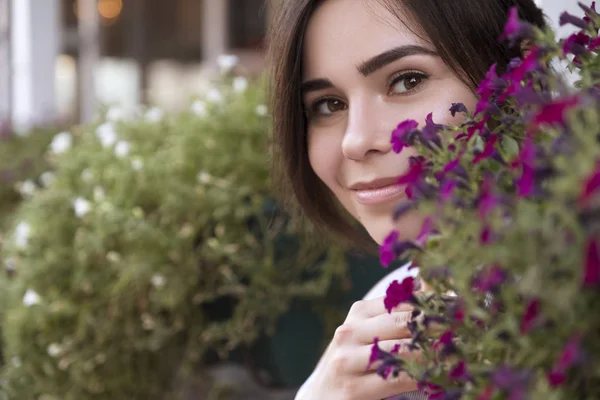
[303,0,430,78]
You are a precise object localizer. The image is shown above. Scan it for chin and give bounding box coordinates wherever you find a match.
[362,210,425,246]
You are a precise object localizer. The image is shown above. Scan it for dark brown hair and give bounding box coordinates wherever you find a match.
[266,0,546,247]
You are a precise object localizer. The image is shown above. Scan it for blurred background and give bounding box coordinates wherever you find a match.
[0,0,278,132]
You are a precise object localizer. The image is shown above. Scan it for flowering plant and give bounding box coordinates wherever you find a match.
[0,77,348,399]
[372,3,600,399]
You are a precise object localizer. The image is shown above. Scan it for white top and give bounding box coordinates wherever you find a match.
[295,263,420,399]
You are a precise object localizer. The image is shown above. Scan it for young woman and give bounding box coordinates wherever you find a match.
[267,1,546,398]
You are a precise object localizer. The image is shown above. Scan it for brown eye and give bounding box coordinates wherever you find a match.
[312,98,347,116]
[389,72,428,95]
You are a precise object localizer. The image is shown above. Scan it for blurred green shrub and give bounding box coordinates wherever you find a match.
[0,76,348,399]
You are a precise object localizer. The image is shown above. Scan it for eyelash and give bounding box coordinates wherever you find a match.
[306,70,430,119]
[387,70,430,96]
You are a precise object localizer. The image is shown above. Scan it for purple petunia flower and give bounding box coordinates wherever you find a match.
[415,217,435,246]
[516,136,536,197]
[368,337,405,378]
[449,360,471,382]
[492,367,531,400]
[560,11,589,29]
[563,32,591,56]
[532,96,579,128]
[384,277,417,313]
[581,1,598,24]
[579,160,600,206]
[449,102,468,117]
[440,179,458,202]
[472,265,508,292]
[473,135,499,164]
[368,337,382,368]
[590,36,600,50]
[548,335,583,387]
[480,225,494,245]
[500,7,534,47]
[397,156,428,185]
[477,177,499,219]
[420,113,444,148]
[380,230,399,267]
[391,119,419,153]
[584,238,600,287]
[520,299,541,334]
[463,116,490,141]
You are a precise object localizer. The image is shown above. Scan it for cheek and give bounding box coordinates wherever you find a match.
[307,129,339,190]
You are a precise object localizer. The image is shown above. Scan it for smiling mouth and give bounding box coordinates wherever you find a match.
[349,178,407,205]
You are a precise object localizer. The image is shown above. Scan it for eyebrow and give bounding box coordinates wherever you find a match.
[301,45,438,96]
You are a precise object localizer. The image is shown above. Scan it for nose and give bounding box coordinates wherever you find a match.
[341,98,393,161]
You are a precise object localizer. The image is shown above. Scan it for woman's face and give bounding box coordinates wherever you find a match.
[302,0,478,244]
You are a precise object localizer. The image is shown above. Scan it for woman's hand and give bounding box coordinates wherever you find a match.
[295,296,420,400]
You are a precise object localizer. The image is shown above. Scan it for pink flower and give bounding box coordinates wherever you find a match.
[590,36,600,50]
[520,299,541,334]
[449,360,471,382]
[480,225,494,245]
[397,156,428,185]
[472,265,507,292]
[499,7,533,46]
[368,337,382,369]
[563,32,591,56]
[532,97,579,127]
[477,177,498,220]
[579,160,600,206]
[473,135,499,164]
[384,277,417,313]
[516,136,536,197]
[416,217,435,246]
[391,119,419,153]
[379,230,399,267]
[548,335,582,387]
[440,179,457,202]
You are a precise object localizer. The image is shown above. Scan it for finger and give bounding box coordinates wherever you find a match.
[344,297,414,323]
[354,310,416,344]
[356,369,421,400]
[341,339,418,373]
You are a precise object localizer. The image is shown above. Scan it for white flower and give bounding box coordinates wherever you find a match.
[206,88,224,104]
[15,222,30,249]
[72,197,91,217]
[47,343,62,357]
[131,158,144,171]
[191,100,207,117]
[18,180,36,197]
[106,107,126,122]
[81,168,94,182]
[217,54,239,73]
[151,274,166,288]
[40,171,55,187]
[145,107,163,122]
[96,122,117,148]
[197,171,212,184]
[114,141,130,158]
[255,104,268,117]
[50,132,73,154]
[232,76,248,93]
[23,289,40,306]
[93,186,105,201]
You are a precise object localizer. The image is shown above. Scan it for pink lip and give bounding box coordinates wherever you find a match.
[349,177,406,205]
